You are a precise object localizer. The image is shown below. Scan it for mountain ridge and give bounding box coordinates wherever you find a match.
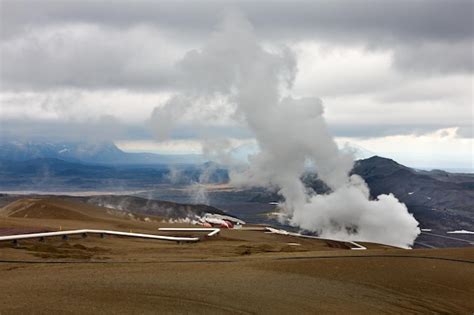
[0,140,202,165]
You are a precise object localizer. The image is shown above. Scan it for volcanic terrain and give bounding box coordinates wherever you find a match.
[0,197,473,314]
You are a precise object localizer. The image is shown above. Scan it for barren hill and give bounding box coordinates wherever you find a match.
[0,198,94,221]
[0,197,165,235]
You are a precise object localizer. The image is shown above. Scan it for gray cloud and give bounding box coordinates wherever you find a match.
[0,99,470,142]
[456,125,473,139]
[0,24,179,91]
[328,123,471,139]
[0,116,127,142]
[0,116,256,143]
[2,0,471,42]
[393,40,473,74]
[0,0,472,92]
[0,0,472,152]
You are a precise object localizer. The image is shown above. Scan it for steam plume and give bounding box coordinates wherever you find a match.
[150,12,420,248]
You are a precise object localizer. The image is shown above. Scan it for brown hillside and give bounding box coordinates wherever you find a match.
[0,198,123,221]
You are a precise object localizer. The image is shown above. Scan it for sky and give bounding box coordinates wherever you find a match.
[0,0,472,170]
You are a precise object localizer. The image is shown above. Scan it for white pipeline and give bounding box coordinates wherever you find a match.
[265,227,368,250]
[158,227,220,237]
[0,229,200,243]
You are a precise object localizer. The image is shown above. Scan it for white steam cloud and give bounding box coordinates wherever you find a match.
[150,11,420,248]
[189,183,210,205]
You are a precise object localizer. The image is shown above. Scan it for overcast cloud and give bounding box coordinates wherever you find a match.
[0,0,472,169]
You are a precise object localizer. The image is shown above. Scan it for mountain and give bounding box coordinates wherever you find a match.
[0,158,228,190]
[281,156,474,234]
[351,156,474,232]
[0,158,169,190]
[0,197,122,221]
[352,156,474,212]
[0,195,230,222]
[0,140,202,165]
[75,194,230,219]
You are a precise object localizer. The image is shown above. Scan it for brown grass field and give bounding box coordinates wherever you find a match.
[0,197,473,314]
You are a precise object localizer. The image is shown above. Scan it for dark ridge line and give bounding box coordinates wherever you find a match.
[0,254,473,265]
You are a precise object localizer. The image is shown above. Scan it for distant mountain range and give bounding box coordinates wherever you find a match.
[0,158,229,190]
[0,140,380,165]
[0,141,202,165]
[0,140,473,237]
